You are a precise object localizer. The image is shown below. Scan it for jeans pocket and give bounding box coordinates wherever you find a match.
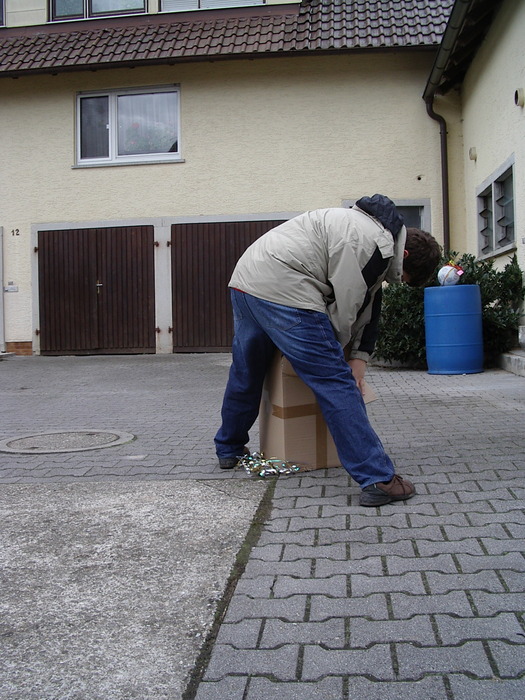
[231,290,244,322]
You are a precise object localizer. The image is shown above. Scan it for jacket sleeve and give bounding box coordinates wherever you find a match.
[345,286,383,362]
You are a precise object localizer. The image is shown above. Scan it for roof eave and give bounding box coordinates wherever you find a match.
[0,44,437,80]
[423,0,473,100]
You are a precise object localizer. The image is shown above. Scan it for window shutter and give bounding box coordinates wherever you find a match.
[161,0,263,9]
[161,0,199,10]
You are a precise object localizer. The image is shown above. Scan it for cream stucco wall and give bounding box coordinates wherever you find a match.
[0,52,452,344]
[458,0,525,277]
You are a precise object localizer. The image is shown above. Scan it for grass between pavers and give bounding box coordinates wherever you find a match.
[182,476,277,699]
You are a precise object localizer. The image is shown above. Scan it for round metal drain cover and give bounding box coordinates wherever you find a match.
[0,430,135,454]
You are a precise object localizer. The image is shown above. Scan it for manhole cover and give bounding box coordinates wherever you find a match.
[0,430,135,454]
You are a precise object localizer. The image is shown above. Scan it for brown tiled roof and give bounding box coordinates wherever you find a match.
[0,0,454,78]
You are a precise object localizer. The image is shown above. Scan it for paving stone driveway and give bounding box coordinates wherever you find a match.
[1,354,524,699]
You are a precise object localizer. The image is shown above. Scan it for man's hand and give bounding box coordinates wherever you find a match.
[348,358,367,395]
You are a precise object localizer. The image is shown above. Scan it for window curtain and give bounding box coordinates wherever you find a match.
[117,92,178,156]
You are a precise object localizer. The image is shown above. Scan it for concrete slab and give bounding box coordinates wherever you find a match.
[0,479,267,699]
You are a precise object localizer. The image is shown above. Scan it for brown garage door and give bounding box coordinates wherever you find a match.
[171,220,285,351]
[38,226,156,355]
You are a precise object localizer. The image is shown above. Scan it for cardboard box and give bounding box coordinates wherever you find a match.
[259,353,376,471]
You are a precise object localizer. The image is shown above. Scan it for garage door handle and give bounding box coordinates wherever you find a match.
[96,281,103,295]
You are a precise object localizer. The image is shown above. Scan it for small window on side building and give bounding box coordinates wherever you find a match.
[477,162,514,258]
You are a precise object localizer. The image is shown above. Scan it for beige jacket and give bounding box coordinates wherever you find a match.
[229,206,406,361]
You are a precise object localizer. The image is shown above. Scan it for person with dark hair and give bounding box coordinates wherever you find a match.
[215,195,441,507]
[403,227,441,287]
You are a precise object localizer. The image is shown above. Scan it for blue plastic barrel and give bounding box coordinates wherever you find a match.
[424,285,484,374]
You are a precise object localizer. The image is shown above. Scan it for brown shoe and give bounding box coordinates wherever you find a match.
[359,474,416,507]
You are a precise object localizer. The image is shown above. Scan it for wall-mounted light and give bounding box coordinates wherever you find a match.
[515,88,524,107]
[469,147,477,161]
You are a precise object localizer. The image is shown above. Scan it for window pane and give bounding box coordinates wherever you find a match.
[396,206,422,229]
[117,92,178,156]
[54,0,84,18]
[495,171,514,247]
[478,190,493,255]
[80,96,109,159]
[90,0,145,13]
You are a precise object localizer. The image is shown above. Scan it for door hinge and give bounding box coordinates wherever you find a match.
[35,329,40,336]
[34,247,38,253]
[154,241,160,247]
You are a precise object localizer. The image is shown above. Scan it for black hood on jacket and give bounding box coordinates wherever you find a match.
[355,194,404,239]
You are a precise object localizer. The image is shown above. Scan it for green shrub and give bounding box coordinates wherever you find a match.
[374,253,524,368]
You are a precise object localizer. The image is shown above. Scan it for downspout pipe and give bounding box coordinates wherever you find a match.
[423,0,473,253]
[425,97,450,252]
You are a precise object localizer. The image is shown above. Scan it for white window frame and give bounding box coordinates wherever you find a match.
[76,85,182,167]
[50,0,146,22]
[476,156,515,259]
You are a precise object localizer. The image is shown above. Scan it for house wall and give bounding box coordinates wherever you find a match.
[0,52,456,348]
[459,0,525,278]
[4,0,46,27]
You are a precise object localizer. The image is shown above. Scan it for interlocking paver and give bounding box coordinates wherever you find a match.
[425,570,507,594]
[203,644,299,680]
[456,552,525,572]
[245,677,344,699]
[215,619,263,648]
[194,676,248,700]
[396,641,494,679]
[481,538,525,555]
[448,676,525,700]
[414,539,485,556]
[272,514,347,532]
[390,590,474,618]
[272,574,348,597]
[223,595,308,622]
[301,644,395,680]
[282,543,347,561]
[345,676,449,698]
[469,591,525,615]
[443,523,509,540]
[260,618,346,647]
[258,529,316,546]
[386,553,457,574]
[349,616,436,646]
[319,526,384,545]
[243,559,312,578]
[435,613,525,645]
[309,593,389,621]
[314,555,383,576]
[350,572,426,596]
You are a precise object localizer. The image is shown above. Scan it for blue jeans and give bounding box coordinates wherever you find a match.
[214,290,395,487]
